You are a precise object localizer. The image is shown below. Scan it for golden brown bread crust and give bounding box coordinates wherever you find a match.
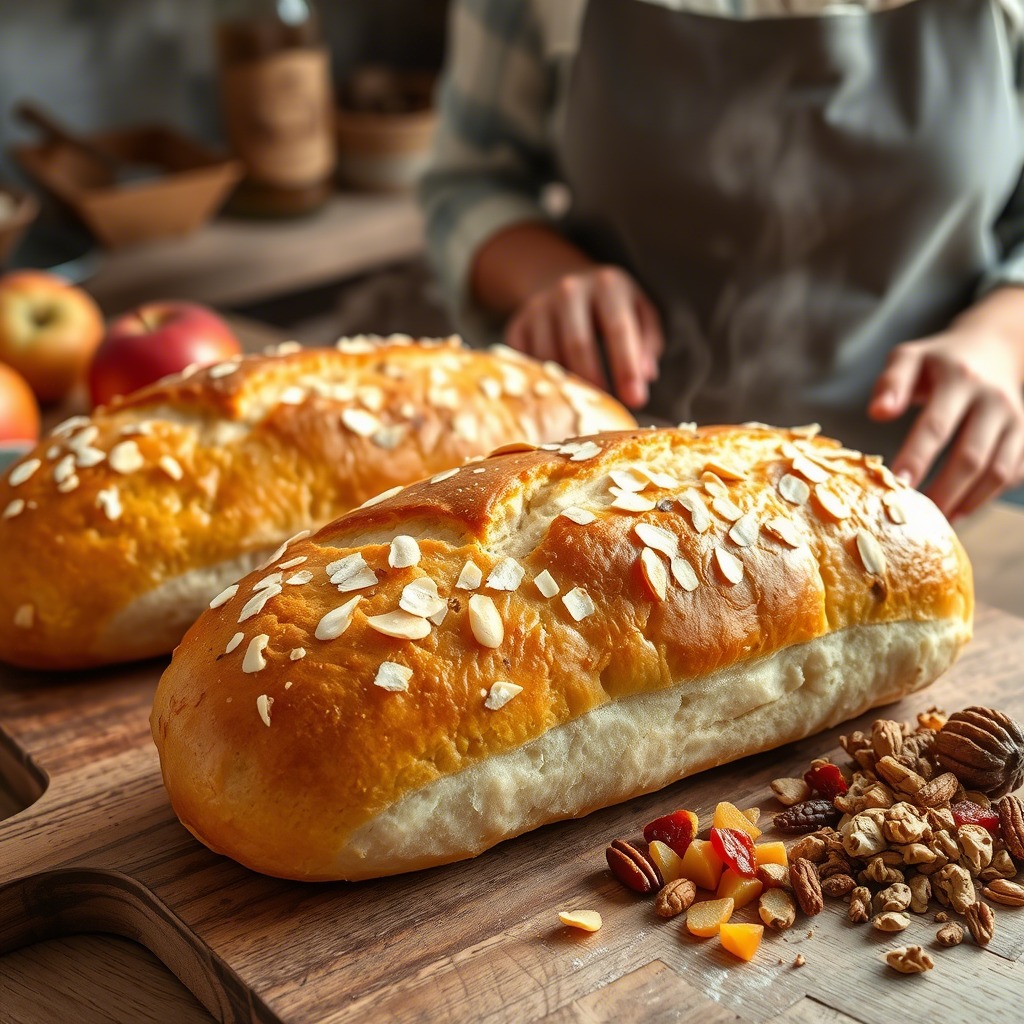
[151,424,973,880]
[0,336,634,670]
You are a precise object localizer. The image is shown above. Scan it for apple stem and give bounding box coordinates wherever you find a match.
[136,309,158,332]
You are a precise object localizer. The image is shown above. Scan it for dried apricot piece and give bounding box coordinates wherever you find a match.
[719,922,764,961]
[754,841,789,868]
[712,801,762,840]
[648,840,687,883]
[679,838,725,890]
[716,868,763,909]
[710,826,757,877]
[685,896,734,938]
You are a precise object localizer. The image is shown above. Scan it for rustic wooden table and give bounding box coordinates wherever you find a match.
[2,311,1023,1023]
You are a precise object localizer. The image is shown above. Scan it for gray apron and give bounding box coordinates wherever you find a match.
[558,0,1024,457]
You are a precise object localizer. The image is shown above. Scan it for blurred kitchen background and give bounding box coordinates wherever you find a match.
[0,0,454,340]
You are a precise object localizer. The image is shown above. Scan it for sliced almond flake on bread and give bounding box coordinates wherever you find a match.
[359,485,403,509]
[609,467,648,492]
[57,474,80,493]
[560,506,596,525]
[678,490,711,532]
[789,423,822,438]
[610,490,657,513]
[856,530,886,575]
[256,694,274,726]
[279,386,306,405]
[389,536,421,569]
[701,470,729,497]
[374,661,413,692]
[209,584,238,609]
[328,553,378,591]
[430,468,460,484]
[455,561,483,590]
[254,572,283,591]
[238,584,282,623]
[285,570,314,585]
[2,499,25,519]
[55,456,77,484]
[74,447,106,469]
[562,587,595,622]
[242,634,270,673]
[225,632,244,654]
[486,557,525,592]
[277,555,308,570]
[8,458,41,486]
[704,459,747,482]
[366,609,432,640]
[764,516,802,548]
[357,386,384,412]
[399,578,447,618]
[315,595,362,640]
[640,548,668,600]
[484,681,523,711]
[634,522,678,557]
[50,415,90,437]
[714,548,744,585]
[778,473,810,505]
[341,408,381,437]
[711,495,744,522]
[534,569,559,598]
[813,484,852,521]
[289,647,306,661]
[158,455,183,481]
[883,492,907,525]
[791,455,829,484]
[637,467,682,489]
[728,512,759,548]
[468,594,504,648]
[13,604,34,629]
[109,440,145,474]
[567,440,603,462]
[479,377,503,401]
[208,362,239,378]
[670,555,700,592]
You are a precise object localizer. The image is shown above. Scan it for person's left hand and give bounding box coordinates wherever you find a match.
[868,294,1024,521]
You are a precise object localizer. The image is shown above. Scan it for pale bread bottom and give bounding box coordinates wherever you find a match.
[97,546,278,663]
[336,617,966,880]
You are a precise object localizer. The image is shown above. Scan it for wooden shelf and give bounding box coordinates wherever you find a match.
[85,191,424,313]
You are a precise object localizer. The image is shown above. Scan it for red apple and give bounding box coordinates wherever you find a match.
[89,301,242,407]
[0,270,105,403]
[0,362,41,445]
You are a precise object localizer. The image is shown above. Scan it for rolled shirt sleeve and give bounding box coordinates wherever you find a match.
[419,0,556,343]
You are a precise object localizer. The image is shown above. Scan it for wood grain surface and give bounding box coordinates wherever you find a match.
[1,605,1023,1024]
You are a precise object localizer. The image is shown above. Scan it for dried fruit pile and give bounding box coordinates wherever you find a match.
[572,705,1024,974]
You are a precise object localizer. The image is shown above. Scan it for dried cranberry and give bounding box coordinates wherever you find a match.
[773,799,841,834]
[951,800,1001,835]
[710,826,757,877]
[643,809,698,857]
[803,763,849,800]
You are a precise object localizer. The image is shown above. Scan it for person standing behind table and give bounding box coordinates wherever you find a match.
[419,0,1024,520]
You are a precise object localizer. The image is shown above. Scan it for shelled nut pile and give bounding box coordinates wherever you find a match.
[577,705,1024,974]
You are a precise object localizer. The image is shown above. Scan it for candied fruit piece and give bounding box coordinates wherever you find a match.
[716,868,764,909]
[804,762,849,800]
[710,826,757,877]
[951,800,1000,835]
[719,922,764,961]
[713,801,762,840]
[754,841,789,868]
[648,840,687,883]
[686,897,734,938]
[643,809,699,857]
[679,838,725,890]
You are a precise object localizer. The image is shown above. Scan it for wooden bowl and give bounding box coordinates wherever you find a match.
[0,185,40,266]
[12,125,242,249]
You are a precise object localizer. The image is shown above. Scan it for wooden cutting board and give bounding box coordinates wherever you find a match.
[2,605,1023,1024]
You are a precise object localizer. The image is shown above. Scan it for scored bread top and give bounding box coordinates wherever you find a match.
[0,336,634,669]
[152,424,973,879]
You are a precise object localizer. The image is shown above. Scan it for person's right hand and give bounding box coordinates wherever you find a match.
[504,266,664,409]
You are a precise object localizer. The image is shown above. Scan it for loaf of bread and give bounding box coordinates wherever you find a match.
[151,424,973,881]
[0,336,634,670]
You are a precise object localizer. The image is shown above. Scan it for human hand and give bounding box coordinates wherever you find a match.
[868,305,1024,520]
[505,266,664,409]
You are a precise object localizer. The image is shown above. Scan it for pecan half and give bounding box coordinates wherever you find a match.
[654,878,695,918]
[997,794,1024,860]
[790,857,824,916]
[983,878,1024,906]
[885,946,934,974]
[935,707,1024,798]
[606,839,662,894]
[964,901,996,946]
[820,873,856,898]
